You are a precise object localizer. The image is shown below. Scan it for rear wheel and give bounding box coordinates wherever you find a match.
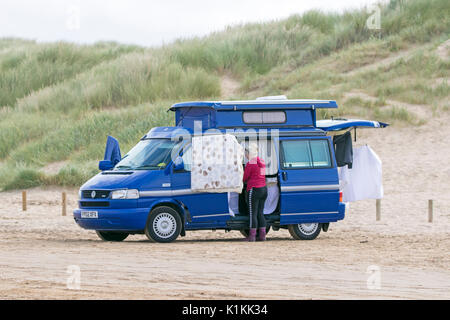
[96,231,129,242]
[145,206,182,243]
[288,223,321,240]
[239,226,270,238]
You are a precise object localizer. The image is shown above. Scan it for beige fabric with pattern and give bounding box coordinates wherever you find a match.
[191,134,244,193]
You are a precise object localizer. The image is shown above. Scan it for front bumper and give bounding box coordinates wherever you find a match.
[73,207,150,231]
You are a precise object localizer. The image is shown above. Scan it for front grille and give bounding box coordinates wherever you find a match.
[80,201,110,207]
[82,190,110,199]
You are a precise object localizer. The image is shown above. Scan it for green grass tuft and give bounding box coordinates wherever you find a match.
[0,0,449,190]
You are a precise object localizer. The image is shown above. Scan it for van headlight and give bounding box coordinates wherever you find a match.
[111,189,140,199]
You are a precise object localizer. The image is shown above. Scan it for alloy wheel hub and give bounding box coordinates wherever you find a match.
[298,223,319,235]
[153,213,176,238]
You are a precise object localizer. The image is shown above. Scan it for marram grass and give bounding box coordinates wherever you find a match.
[0,0,449,189]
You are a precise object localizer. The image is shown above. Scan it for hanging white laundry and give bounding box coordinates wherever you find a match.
[228,177,279,216]
[263,177,279,214]
[339,145,383,202]
[263,184,279,214]
[227,192,239,216]
[191,134,244,193]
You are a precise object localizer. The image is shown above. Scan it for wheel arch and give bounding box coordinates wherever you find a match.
[288,222,322,240]
[149,199,188,236]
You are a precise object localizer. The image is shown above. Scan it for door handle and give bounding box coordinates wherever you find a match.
[282,171,287,181]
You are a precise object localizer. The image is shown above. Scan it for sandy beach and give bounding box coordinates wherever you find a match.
[0,113,449,299]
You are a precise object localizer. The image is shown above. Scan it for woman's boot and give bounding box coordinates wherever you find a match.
[258,228,266,241]
[243,228,257,242]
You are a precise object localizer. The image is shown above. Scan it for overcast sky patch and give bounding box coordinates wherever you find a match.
[0,0,385,47]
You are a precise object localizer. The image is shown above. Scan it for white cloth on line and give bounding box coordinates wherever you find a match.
[263,184,279,214]
[227,192,239,217]
[339,145,383,202]
[191,134,244,193]
[228,183,279,216]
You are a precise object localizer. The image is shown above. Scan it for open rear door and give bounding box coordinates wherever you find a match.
[317,118,389,132]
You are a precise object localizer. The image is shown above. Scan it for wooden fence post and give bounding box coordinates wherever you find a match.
[62,192,67,216]
[376,199,381,221]
[428,200,433,223]
[22,191,27,211]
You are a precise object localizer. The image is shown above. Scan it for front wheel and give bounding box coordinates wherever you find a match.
[288,223,321,240]
[145,206,182,243]
[96,231,129,242]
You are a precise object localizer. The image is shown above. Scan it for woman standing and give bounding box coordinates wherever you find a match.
[242,143,268,242]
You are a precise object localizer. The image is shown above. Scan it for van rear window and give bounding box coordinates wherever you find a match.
[243,111,286,124]
[281,139,332,169]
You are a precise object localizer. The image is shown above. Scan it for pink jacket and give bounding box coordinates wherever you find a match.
[243,157,266,191]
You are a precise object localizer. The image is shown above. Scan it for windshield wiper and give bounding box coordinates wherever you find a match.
[133,165,164,170]
[115,165,134,170]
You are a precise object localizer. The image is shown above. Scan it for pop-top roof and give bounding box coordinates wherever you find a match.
[170,99,338,111]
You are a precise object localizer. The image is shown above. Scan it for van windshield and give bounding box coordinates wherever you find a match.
[114,139,180,171]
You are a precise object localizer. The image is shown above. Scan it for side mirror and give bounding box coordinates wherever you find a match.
[173,156,184,172]
[99,160,114,171]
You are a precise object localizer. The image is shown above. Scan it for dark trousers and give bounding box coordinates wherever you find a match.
[247,186,268,229]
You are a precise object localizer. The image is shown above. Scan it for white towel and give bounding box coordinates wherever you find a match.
[191,134,244,193]
[339,145,383,202]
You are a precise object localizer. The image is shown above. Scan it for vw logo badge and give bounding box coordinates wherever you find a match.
[91,191,96,198]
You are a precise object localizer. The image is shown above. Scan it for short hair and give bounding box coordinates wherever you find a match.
[248,142,258,157]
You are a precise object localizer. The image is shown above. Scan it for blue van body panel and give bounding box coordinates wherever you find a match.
[215,109,315,128]
[73,207,149,231]
[73,99,355,234]
[80,170,160,190]
[277,135,341,224]
[169,100,338,110]
[146,126,326,139]
[170,100,338,130]
[280,201,345,224]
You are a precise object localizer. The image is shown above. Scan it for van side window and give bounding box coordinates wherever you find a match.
[281,139,331,169]
[243,111,286,124]
[310,140,331,168]
[281,140,312,168]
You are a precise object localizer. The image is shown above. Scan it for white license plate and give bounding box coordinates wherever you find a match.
[81,211,98,218]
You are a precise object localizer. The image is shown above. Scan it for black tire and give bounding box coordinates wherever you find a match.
[288,223,321,240]
[96,231,129,242]
[239,226,271,238]
[145,206,182,243]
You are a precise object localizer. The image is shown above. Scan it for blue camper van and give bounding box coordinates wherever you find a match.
[73,98,387,242]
